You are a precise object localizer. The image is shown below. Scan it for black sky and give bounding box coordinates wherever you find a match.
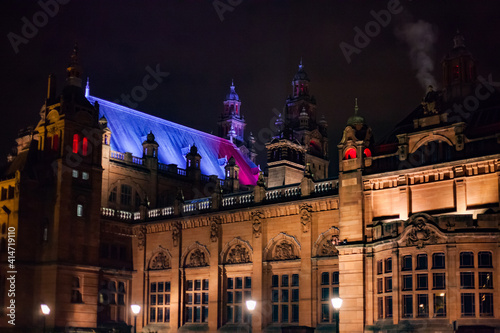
[1,1,500,170]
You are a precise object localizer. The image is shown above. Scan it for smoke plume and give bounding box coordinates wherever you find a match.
[395,20,438,90]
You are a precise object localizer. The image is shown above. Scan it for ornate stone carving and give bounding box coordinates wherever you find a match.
[273,241,297,260]
[319,235,339,257]
[251,210,264,238]
[227,244,251,264]
[405,214,438,249]
[187,249,207,267]
[137,225,147,250]
[172,221,181,247]
[299,203,313,233]
[210,217,220,243]
[149,249,170,270]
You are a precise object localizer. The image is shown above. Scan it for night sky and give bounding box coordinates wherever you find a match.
[1,1,500,171]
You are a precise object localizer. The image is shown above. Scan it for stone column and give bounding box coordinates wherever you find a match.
[208,218,221,331]
[251,211,264,333]
[299,204,313,326]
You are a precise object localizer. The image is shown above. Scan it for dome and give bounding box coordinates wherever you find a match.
[225,80,240,101]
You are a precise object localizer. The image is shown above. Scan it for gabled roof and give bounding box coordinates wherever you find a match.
[87,96,259,185]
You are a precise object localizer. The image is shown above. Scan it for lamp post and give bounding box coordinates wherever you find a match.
[331,297,342,333]
[246,300,256,333]
[40,304,50,333]
[131,304,141,333]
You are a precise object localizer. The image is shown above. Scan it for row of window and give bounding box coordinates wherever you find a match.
[378,252,493,274]
[72,169,89,180]
[72,134,90,156]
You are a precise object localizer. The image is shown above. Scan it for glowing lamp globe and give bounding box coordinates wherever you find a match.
[131,304,141,315]
[246,300,257,311]
[331,297,343,310]
[41,304,50,315]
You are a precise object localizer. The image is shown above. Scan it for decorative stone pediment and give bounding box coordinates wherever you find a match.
[182,242,210,268]
[149,246,171,270]
[399,213,445,249]
[313,226,340,257]
[220,237,253,264]
[264,232,300,261]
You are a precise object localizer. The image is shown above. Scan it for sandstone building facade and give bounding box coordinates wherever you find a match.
[0,33,499,333]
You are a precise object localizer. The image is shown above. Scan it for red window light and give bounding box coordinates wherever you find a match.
[364,148,372,157]
[73,134,79,153]
[53,134,59,152]
[82,137,88,156]
[344,148,356,160]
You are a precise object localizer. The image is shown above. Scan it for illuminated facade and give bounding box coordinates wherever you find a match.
[1,33,500,333]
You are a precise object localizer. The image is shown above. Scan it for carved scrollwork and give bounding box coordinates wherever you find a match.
[404,214,439,249]
[137,225,147,250]
[313,226,340,257]
[172,221,181,247]
[210,216,220,243]
[251,210,264,238]
[299,203,313,233]
[149,247,171,270]
[187,249,207,267]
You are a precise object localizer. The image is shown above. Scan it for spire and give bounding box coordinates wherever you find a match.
[85,77,90,97]
[225,79,239,101]
[453,29,465,48]
[66,42,82,87]
[299,57,303,70]
[347,98,365,126]
[354,98,359,115]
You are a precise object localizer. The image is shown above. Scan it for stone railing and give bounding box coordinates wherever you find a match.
[222,192,254,208]
[101,178,339,222]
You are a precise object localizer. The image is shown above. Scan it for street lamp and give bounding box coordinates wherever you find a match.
[40,304,50,333]
[246,300,256,333]
[131,304,141,333]
[331,297,342,333]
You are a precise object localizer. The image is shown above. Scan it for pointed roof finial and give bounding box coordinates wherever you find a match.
[299,57,303,70]
[231,78,234,87]
[354,98,359,115]
[85,77,90,97]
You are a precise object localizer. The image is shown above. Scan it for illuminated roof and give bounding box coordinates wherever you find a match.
[86,96,259,185]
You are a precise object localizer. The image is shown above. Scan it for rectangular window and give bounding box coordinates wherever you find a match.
[460,252,474,268]
[385,257,392,273]
[321,272,329,285]
[416,254,428,270]
[385,296,393,318]
[321,303,330,322]
[226,276,251,324]
[82,172,89,180]
[434,293,446,317]
[272,273,298,323]
[403,295,413,318]
[332,272,339,285]
[385,277,392,293]
[377,260,383,275]
[417,294,429,317]
[461,293,475,317]
[479,272,493,289]
[378,297,383,319]
[185,279,208,324]
[402,275,412,291]
[479,293,493,317]
[150,281,171,323]
[432,253,445,269]
[377,278,383,294]
[433,273,446,289]
[417,274,428,290]
[460,272,475,289]
[72,169,79,178]
[402,255,412,271]
[478,252,492,268]
[77,204,83,217]
[291,274,299,287]
[120,184,132,206]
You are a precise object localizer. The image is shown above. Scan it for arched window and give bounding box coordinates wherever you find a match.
[478,252,492,268]
[364,148,372,157]
[344,148,356,160]
[82,137,88,156]
[73,134,79,153]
